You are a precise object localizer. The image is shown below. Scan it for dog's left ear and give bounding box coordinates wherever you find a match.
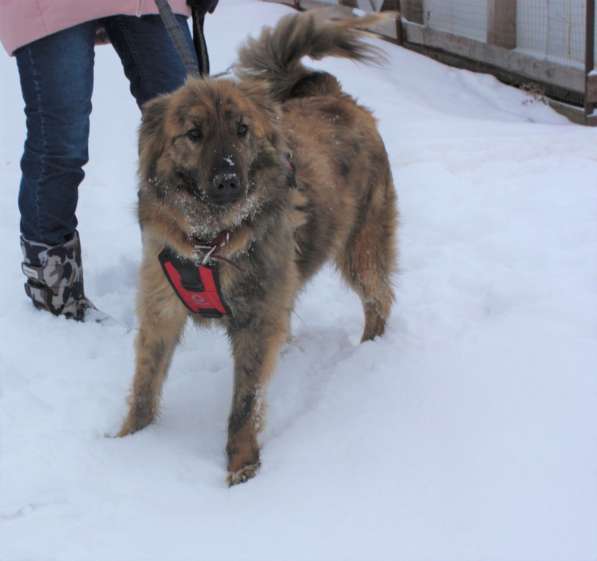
[237,80,283,149]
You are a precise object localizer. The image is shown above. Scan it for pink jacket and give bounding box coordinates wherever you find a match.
[0,0,191,55]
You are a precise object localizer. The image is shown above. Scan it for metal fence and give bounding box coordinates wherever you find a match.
[421,1,588,66]
[516,1,587,66]
[424,0,488,42]
[398,0,597,118]
[280,0,597,122]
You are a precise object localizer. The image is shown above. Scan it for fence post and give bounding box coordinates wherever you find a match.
[487,0,517,49]
[400,0,424,24]
[585,0,596,116]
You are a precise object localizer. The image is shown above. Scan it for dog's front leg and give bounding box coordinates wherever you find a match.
[118,258,188,437]
[226,316,288,486]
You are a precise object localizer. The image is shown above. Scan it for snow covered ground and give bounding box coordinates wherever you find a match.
[1,2,597,560]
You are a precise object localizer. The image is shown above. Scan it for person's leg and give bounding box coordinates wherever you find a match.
[16,23,98,320]
[103,14,194,108]
[16,23,96,245]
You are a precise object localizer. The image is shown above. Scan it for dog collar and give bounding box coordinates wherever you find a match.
[158,235,231,318]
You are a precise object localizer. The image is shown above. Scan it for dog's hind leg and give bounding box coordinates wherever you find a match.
[338,175,397,343]
[118,257,188,437]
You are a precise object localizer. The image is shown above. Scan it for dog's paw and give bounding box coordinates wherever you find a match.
[116,425,136,438]
[116,416,152,438]
[116,426,134,438]
[227,461,261,487]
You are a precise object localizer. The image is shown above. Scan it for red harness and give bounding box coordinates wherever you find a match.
[158,235,231,318]
[158,155,297,318]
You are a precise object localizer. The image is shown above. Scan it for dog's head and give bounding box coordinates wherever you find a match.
[138,78,290,244]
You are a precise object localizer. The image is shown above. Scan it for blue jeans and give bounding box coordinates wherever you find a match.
[15,15,194,246]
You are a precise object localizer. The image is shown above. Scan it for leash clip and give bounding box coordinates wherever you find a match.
[201,244,218,265]
[192,230,230,265]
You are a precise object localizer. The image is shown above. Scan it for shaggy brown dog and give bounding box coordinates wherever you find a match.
[118,11,398,485]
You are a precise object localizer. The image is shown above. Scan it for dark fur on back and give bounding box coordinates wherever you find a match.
[118,11,398,487]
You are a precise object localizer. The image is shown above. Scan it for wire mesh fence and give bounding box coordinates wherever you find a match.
[284,0,597,117]
[415,0,589,67]
[327,0,593,68]
[516,0,587,66]
[423,0,488,42]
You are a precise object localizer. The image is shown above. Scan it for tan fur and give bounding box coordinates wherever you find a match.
[118,11,398,485]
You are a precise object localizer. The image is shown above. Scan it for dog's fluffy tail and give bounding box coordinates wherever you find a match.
[236,11,388,101]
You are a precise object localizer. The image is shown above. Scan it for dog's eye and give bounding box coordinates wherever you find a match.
[186,128,202,142]
[237,123,249,138]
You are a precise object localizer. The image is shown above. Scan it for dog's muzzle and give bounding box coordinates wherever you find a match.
[208,172,242,205]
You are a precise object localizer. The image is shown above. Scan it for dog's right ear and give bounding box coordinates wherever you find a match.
[139,95,170,181]
[140,94,169,141]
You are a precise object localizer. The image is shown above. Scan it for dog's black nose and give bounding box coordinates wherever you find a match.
[209,172,241,205]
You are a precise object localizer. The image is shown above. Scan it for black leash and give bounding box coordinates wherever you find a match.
[189,3,210,76]
[154,0,211,76]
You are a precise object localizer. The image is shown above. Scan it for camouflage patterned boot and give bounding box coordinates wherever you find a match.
[20,232,104,322]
